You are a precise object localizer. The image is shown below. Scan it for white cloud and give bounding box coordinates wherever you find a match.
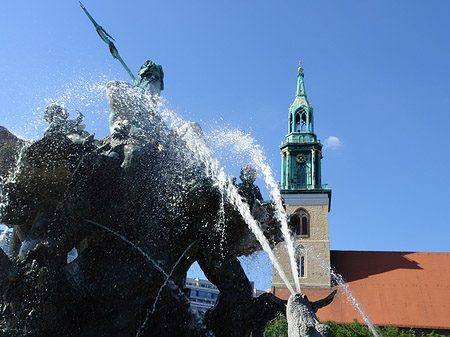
[323,136,342,150]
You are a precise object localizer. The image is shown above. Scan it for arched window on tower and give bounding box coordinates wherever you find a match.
[295,108,307,132]
[289,209,310,238]
[295,112,300,132]
[296,245,306,278]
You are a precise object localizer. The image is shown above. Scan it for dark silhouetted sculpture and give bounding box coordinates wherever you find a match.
[0,61,334,337]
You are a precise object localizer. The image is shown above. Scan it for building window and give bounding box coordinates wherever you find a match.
[300,216,308,236]
[296,245,306,278]
[290,209,309,238]
[296,256,305,278]
[300,256,305,277]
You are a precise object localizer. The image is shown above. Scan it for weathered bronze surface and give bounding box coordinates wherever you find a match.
[0,68,291,336]
[0,56,335,336]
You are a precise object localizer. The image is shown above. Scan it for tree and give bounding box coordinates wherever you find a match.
[263,314,288,337]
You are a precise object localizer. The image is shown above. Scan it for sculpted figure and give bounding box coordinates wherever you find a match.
[43,103,91,141]
[287,293,330,337]
[105,80,134,136]
[236,165,263,206]
[106,62,165,140]
[135,60,164,96]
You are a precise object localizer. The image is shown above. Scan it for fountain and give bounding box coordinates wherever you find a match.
[0,62,335,336]
[0,5,338,337]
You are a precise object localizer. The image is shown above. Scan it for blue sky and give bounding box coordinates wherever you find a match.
[1,1,449,289]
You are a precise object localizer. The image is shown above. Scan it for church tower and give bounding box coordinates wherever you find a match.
[273,62,332,290]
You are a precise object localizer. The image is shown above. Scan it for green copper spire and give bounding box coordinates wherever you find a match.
[288,61,314,135]
[280,62,324,191]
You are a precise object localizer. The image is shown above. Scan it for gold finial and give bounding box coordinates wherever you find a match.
[298,60,303,73]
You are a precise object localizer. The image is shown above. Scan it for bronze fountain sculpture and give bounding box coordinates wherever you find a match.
[0,4,335,336]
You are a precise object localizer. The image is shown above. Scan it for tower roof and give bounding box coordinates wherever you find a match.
[286,61,315,138]
[291,60,310,117]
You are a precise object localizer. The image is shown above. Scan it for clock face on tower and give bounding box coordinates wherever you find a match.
[296,153,306,164]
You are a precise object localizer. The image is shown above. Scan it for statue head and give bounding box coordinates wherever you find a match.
[44,103,69,124]
[135,60,164,95]
[240,165,257,184]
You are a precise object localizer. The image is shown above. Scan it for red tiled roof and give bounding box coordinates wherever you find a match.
[273,251,450,330]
